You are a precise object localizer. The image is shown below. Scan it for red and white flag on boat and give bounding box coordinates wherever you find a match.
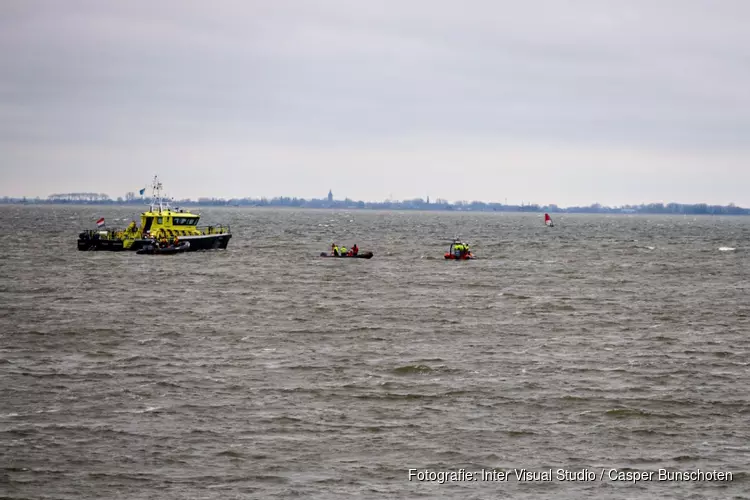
[96,217,105,228]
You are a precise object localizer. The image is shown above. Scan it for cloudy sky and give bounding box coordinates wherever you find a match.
[1,0,749,206]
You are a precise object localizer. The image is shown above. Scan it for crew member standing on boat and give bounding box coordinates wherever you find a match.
[352,244,358,256]
[331,243,339,257]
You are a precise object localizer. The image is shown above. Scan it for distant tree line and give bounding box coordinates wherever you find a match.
[47,192,111,202]
[1,195,748,215]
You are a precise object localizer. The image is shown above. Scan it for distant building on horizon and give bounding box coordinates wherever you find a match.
[327,189,333,203]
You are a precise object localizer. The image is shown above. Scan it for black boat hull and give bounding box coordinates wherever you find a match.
[78,233,231,251]
[320,251,373,259]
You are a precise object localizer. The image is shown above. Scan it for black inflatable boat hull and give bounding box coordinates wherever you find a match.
[320,251,373,259]
[137,242,191,255]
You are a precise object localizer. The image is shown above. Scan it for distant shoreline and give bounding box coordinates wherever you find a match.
[1,198,748,215]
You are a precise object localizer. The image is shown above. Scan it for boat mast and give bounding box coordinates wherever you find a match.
[149,175,169,213]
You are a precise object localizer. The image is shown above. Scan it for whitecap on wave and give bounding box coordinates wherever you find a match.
[718,247,736,252]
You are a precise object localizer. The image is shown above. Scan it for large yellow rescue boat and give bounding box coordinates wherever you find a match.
[77,176,232,252]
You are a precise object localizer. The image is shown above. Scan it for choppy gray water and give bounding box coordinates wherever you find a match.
[1,206,749,499]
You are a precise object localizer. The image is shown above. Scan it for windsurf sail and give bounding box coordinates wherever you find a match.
[544,213,553,227]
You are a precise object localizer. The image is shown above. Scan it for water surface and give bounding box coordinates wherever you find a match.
[1,206,749,499]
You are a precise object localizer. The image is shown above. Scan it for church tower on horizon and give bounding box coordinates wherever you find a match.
[327,189,333,203]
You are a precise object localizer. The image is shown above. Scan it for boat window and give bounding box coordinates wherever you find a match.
[157,217,163,224]
[173,217,199,225]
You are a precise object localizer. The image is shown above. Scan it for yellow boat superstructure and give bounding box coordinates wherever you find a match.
[114,207,231,249]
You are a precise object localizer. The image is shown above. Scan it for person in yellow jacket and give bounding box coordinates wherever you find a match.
[331,243,339,256]
[454,243,463,258]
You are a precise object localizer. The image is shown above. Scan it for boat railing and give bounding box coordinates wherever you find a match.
[78,228,123,241]
[142,225,231,239]
[197,224,230,235]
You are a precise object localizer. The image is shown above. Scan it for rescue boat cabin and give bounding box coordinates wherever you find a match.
[140,209,204,239]
[135,177,227,240]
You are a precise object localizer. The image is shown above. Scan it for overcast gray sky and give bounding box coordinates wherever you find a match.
[1,0,749,206]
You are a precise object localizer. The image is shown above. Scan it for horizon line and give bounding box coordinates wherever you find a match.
[2,193,749,212]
